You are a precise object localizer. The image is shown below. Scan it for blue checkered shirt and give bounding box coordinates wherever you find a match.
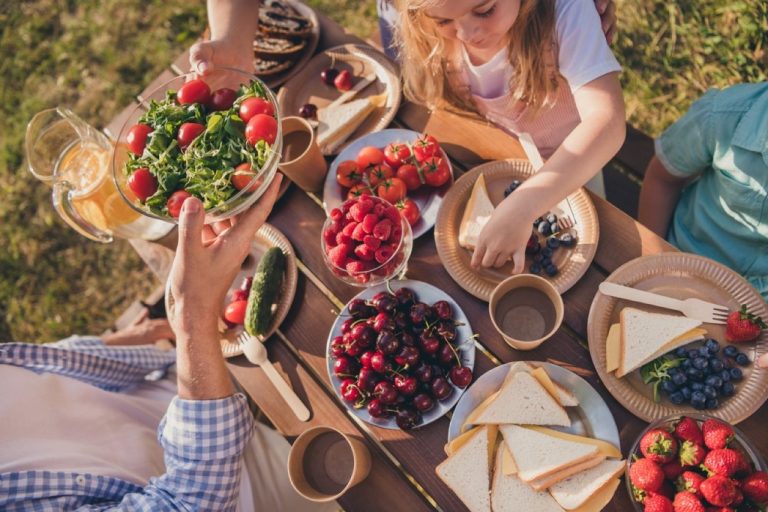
[0,337,254,511]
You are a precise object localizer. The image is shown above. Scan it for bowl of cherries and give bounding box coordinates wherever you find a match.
[326,280,476,430]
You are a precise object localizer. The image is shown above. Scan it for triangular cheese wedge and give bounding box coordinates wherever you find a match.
[472,371,570,427]
[436,425,495,512]
[491,444,564,512]
[458,174,495,250]
[617,308,705,377]
[316,93,385,150]
[549,459,625,510]
[499,425,600,483]
[605,323,621,373]
[502,444,518,475]
[524,427,622,459]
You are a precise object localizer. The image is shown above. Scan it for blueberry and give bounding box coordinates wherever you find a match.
[680,386,692,400]
[709,358,724,373]
[692,357,708,370]
[669,391,685,405]
[675,347,689,358]
[735,353,750,366]
[504,181,521,197]
[546,237,560,249]
[706,398,719,409]
[705,338,720,353]
[729,367,743,381]
[703,385,718,399]
[686,367,704,382]
[721,382,735,396]
[559,233,576,247]
[529,262,542,274]
[682,359,692,369]
[546,213,557,224]
[724,345,738,358]
[549,222,559,235]
[720,369,732,382]
[691,382,704,391]
[691,391,707,409]
[540,257,552,268]
[661,381,678,394]
[533,252,544,263]
[537,221,551,236]
[705,375,723,389]
[533,217,544,227]
[545,264,559,277]
[672,372,687,386]
[541,247,554,258]
[696,346,709,358]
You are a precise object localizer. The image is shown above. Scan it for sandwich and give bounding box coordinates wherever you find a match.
[316,93,386,152]
[490,444,564,512]
[436,425,497,512]
[614,308,706,377]
[548,459,625,510]
[458,174,495,250]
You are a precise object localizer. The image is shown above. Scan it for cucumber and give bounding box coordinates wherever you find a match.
[245,247,286,336]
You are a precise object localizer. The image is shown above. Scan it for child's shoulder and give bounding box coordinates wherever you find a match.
[707,82,768,115]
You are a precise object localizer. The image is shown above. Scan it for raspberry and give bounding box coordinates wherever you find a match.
[383,205,400,223]
[362,213,379,234]
[346,260,366,275]
[349,200,373,222]
[373,202,386,216]
[363,235,381,250]
[336,231,352,245]
[373,219,393,241]
[330,208,343,221]
[354,244,376,261]
[375,246,394,264]
[323,228,337,248]
[343,222,357,237]
[390,225,403,243]
[352,223,367,241]
[328,244,351,269]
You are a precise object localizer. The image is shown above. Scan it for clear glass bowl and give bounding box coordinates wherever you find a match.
[112,67,282,224]
[321,196,413,287]
[626,413,767,510]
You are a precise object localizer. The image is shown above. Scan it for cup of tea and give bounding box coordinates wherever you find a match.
[489,274,564,350]
[279,116,327,192]
[287,426,371,502]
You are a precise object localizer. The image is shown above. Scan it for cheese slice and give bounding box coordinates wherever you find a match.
[316,93,385,150]
[605,323,620,373]
[528,453,606,491]
[531,367,578,407]
[524,426,622,459]
[568,477,621,512]
[458,174,495,250]
[446,425,482,456]
[502,444,518,475]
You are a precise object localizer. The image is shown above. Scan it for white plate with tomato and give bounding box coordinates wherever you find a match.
[322,129,453,239]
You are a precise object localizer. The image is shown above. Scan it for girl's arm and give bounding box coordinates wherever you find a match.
[472,72,626,271]
[637,156,688,237]
[189,0,260,74]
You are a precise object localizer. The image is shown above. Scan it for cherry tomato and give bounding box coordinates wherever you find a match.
[347,183,372,200]
[223,300,248,325]
[177,78,211,106]
[166,190,192,218]
[355,146,384,172]
[420,156,451,187]
[384,142,411,169]
[396,163,422,191]
[127,168,158,201]
[396,199,421,226]
[412,134,439,162]
[239,97,275,122]
[336,160,362,188]
[231,162,261,191]
[366,164,394,187]
[126,124,152,156]
[377,177,407,203]
[245,114,278,145]
[177,122,205,150]
[208,87,237,111]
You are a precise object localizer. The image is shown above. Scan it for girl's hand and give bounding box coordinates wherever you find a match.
[470,200,531,274]
[595,0,617,44]
[189,37,254,76]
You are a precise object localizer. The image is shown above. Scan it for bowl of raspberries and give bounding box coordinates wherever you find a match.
[627,414,767,511]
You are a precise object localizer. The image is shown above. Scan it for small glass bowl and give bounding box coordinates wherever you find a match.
[625,413,767,510]
[321,196,413,287]
[113,67,282,224]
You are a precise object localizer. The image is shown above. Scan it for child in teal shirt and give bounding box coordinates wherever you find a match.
[638,82,768,301]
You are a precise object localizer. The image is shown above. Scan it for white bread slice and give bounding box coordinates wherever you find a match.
[528,453,606,491]
[472,371,570,427]
[464,362,541,429]
[549,459,625,510]
[458,174,494,250]
[523,427,622,459]
[436,425,496,512]
[491,444,564,512]
[530,367,579,407]
[616,308,705,377]
[499,425,600,483]
[316,93,385,150]
[567,477,620,512]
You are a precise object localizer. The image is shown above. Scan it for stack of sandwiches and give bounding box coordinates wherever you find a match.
[605,307,707,377]
[436,362,624,511]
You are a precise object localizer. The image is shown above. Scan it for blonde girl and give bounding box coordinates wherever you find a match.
[394,0,626,272]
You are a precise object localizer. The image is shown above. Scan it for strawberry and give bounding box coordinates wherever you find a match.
[679,441,707,467]
[362,213,379,234]
[725,304,766,343]
[642,429,679,463]
[673,491,706,512]
[702,420,734,450]
[700,475,739,507]
[644,494,674,512]
[664,461,685,480]
[630,458,665,492]
[677,471,705,495]
[703,449,748,477]
[373,219,393,241]
[363,235,381,250]
[374,246,394,265]
[675,417,704,445]
[657,481,676,499]
[742,471,768,504]
[704,508,735,512]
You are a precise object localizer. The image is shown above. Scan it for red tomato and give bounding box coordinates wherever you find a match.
[366,164,394,187]
[245,114,278,145]
[355,146,384,171]
[384,142,412,169]
[334,69,353,91]
[208,87,237,111]
[377,177,407,203]
[177,122,205,150]
[239,97,275,122]
[177,79,211,105]
[412,134,439,162]
[224,300,248,325]
[231,162,261,191]
[126,124,152,156]
[336,160,362,188]
[166,190,192,218]
[347,183,372,200]
[127,168,158,201]
[396,199,421,226]
[396,164,422,191]
[420,156,451,187]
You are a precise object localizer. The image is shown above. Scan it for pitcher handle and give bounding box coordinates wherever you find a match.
[53,180,113,243]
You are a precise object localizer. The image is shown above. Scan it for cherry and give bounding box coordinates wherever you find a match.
[330,336,346,358]
[348,298,374,319]
[431,377,453,400]
[357,367,378,392]
[345,341,363,357]
[413,393,435,412]
[350,324,375,348]
[342,383,362,403]
[419,332,440,355]
[394,345,420,367]
[437,343,456,366]
[449,366,473,388]
[372,292,398,314]
[360,350,375,368]
[394,375,418,396]
[340,317,356,334]
[231,289,249,302]
[367,398,386,418]
[334,356,357,377]
[370,351,391,374]
[414,363,434,384]
[372,312,395,333]
[436,320,457,343]
[395,287,416,308]
[400,331,416,347]
[409,302,430,324]
[320,67,340,85]
[376,331,400,355]
[395,407,421,430]
[525,231,540,255]
[393,311,409,330]
[432,300,453,320]
[375,381,399,405]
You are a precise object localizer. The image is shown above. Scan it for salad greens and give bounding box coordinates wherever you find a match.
[124,80,274,217]
[641,355,683,403]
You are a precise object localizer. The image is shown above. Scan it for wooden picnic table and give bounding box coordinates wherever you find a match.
[109,10,768,512]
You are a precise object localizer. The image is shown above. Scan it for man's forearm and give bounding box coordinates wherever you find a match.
[175,323,234,400]
[638,156,686,238]
[208,0,260,44]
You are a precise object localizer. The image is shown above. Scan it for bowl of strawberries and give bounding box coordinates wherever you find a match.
[321,195,413,287]
[627,414,767,511]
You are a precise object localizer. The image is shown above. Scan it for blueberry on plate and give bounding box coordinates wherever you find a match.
[529,262,542,274]
[546,213,557,224]
[546,237,560,249]
[729,367,743,381]
[686,367,704,382]
[705,375,723,389]
[705,338,720,353]
[703,385,718,399]
[541,247,554,258]
[691,391,707,409]
[724,345,739,358]
[735,353,750,366]
[698,346,711,358]
[680,386,692,400]
[721,382,735,396]
[669,391,685,405]
[533,217,543,227]
[692,357,708,370]
[540,257,552,268]
[709,358,724,373]
[533,252,544,263]
[672,372,687,386]
[675,346,689,358]
[719,369,731,382]
[544,264,558,277]
[691,382,704,391]
[559,233,576,247]
[549,222,559,235]
[682,359,692,369]
[706,398,719,409]
[537,221,551,236]
[661,381,678,394]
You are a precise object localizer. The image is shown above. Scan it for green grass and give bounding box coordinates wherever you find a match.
[0,0,765,342]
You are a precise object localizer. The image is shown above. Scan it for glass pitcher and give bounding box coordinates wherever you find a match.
[25,107,173,243]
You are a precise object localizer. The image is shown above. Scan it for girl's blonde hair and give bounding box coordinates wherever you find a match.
[393,0,559,113]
